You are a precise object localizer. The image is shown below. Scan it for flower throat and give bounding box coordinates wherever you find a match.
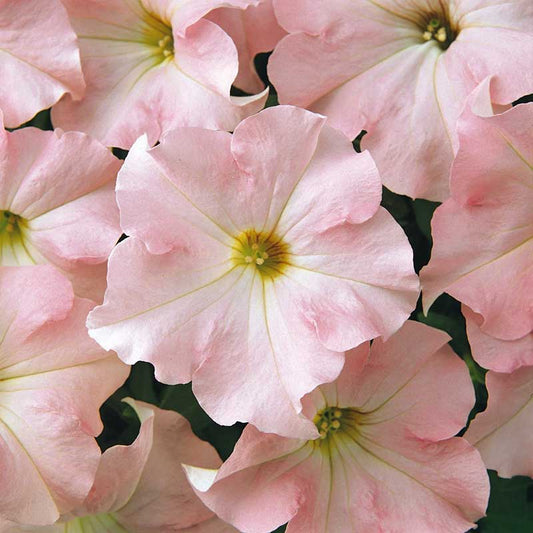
[421,14,456,50]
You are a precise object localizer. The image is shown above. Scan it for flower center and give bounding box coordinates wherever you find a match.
[422,17,455,50]
[138,7,174,60]
[314,406,346,440]
[0,210,21,235]
[64,513,127,532]
[0,210,36,265]
[157,33,174,58]
[311,406,365,451]
[232,229,289,278]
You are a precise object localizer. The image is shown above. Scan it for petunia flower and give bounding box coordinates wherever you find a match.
[0,266,129,526]
[463,305,533,373]
[0,115,122,302]
[0,0,85,128]
[52,0,269,150]
[185,321,489,533]
[87,105,419,438]
[421,79,533,339]
[206,0,287,94]
[466,367,533,479]
[0,399,236,533]
[268,0,533,200]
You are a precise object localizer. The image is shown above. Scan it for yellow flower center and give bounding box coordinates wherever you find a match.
[156,33,174,58]
[422,17,455,50]
[311,405,366,453]
[232,229,289,279]
[0,210,36,265]
[137,7,174,61]
[63,513,127,532]
[0,210,21,235]
[314,406,346,440]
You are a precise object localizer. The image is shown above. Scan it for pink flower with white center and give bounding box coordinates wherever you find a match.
[421,79,533,340]
[1,399,236,533]
[51,0,269,150]
[268,0,533,200]
[207,0,287,94]
[0,0,85,128]
[0,115,122,302]
[463,305,533,373]
[466,367,533,479]
[0,266,129,526]
[87,105,419,438]
[186,321,489,533]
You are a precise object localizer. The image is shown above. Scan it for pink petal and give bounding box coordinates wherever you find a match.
[0,267,129,524]
[445,1,533,103]
[185,426,309,533]
[78,401,155,517]
[116,400,223,530]
[326,320,474,441]
[192,270,339,436]
[0,124,121,301]
[284,208,419,352]
[89,105,418,436]
[0,0,84,128]
[466,367,533,478]
[0,265,73,349]
[464,305,533,373]
[269,0,533,200]
[116,131,238,255]
[87,236,239,383]
[229,106,327,232]
[169,0,261,36]
[269,2,459,200]
[52,0,267,149]
[207,0,287,93]
[190,321,488,533]
[421,98,533,339]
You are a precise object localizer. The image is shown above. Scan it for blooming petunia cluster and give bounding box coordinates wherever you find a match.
[0,0,532,531]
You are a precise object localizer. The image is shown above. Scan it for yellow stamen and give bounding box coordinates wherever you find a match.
[436,27,447,42]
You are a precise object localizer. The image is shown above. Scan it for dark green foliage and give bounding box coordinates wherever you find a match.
[475,473,533,532]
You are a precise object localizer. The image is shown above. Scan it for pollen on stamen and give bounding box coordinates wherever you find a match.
[232,229,290,279]
[155,32,174,59]
[420,13,456,50]
[313,406,346,442]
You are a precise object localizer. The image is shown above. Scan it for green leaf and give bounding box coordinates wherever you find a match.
[476,472,533,532]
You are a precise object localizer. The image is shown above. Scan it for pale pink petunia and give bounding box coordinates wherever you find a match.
[0,399,236,532]
[421,80,533,339]
[463,305,533,373]
[0,266,129,526]
[0,115,122,302]
[87,105,419,438]
[207,0,287,93]
[0,0,85,128]
[52,0,269,149]
[268,0,533,200]
[186,321,489,533]
[466,366,533,479]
